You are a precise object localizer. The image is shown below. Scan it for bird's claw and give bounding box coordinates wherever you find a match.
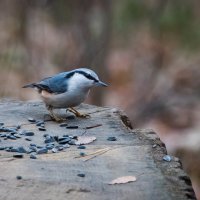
[67,108,90,119]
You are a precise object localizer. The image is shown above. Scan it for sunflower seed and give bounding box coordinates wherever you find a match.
[13,154,24,158]
[28,118,36,123]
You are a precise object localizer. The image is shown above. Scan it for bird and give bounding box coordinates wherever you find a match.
[23,68,108,121]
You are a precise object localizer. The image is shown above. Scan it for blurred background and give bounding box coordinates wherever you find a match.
[0,0,200,198]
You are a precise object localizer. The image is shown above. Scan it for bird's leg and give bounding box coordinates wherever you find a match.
[67,107,90,118]
[46,105,64,122]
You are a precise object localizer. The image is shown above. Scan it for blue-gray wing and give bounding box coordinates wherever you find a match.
[37,72,69,94]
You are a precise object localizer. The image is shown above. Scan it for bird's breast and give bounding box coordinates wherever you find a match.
[41,89,89,108]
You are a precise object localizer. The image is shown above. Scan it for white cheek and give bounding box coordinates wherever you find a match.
[68,74,93,91]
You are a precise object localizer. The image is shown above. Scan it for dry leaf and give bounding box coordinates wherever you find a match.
[108,176,137,185]
[75,136,96,145]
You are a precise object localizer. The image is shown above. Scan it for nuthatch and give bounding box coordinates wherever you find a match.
[23,68,108,121]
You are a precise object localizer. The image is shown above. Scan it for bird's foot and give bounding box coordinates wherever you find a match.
[67,108,90,118]
[47,105,66,122]
[50,114,66,122]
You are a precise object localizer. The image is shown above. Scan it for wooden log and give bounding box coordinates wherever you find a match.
[0,100,196,200]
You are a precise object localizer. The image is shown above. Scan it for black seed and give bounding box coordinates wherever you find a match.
[63,144,70,149]
[66,115,75,120]
[59,123,68,127]
[7,135,17,140]
[0,134,6,137]
[38,127,46,131]
[30,143,37,147]
[107,136,117,141]
[10,148,19,152]
[9,132,16,135]
[0,147,5,150]
[15,135,21,139]
[71,135,78,140]
[19,130,26,135]
[58,136,70,141]
[16,125,21,129]
[79,152,86,156]
[46,144,54,150]
[13,154,24,158]
[52,148,58,153]
[53,136,59,142]
[29,146,37,151]
[25,138,32,141]
[77,146,86,149]
[77,173,85,177]
[24,131,34,136]
[18,146,27,153]
[37,147,48,154]
[43,133,49,137]
[30,154,37,159]
[44,137,55,144]
[66,126,78,129]
[36,121,45,126]
[68,139,76,145]
[58,146,64,151]
[58,138,71,145]
[28,118,36,123]
[16,175,22,180]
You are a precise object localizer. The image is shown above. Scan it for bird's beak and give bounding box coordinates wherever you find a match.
[96,80,108,87]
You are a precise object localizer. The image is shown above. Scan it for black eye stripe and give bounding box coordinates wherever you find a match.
[65,70,98,82]
[76,71,98,82]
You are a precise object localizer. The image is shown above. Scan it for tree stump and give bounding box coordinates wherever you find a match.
[0,100,196,200]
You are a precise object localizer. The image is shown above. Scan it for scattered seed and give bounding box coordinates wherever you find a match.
[13,154,24,158]
[37,145,43,149]
[15,135,21,139]
[28,118,36,123]
[107,136,117,141]
[0,147,5,150]
[25,138,32,141]
[24,131,34,136]
[37,147,48,154]
[18,146,27,153]
[68,139,76,145]
[52,148,58,153]
[30,154,37,159]
[66,115,75,120]
[44,136,55,144]
[66,126,78,129]
[59,123,68,127]
[46,144,54,150]
[79,152,86,157]
[16,175,22,180]
[30,143,37,147]
[36,121,45,126]
[63,144,70,149]
[38,127,46,131]
[7,135,17,140]
[77,146,86,149]
[163,155,172,162]
[43,133,49,137]
[10,148,19,152]
[77,173,85,177]
[16,125,21,129]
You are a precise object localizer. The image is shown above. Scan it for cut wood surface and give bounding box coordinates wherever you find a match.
[0,100,196,200]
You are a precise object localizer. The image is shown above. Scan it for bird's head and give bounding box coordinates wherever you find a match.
[66,68,108,90]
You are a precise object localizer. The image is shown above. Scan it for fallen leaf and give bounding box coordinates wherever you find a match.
[108,176,137,185]
[75,136,96,145]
